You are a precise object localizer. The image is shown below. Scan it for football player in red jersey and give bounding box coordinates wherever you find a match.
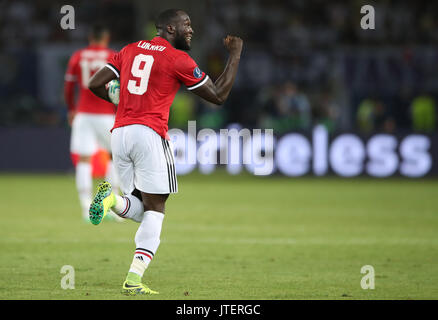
[64,24,121,222]
[88,9,243,295]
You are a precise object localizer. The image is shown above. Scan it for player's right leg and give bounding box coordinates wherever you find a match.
[122,191,167,296]
[120,125,178,295]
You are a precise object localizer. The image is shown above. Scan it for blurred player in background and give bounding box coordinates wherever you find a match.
[88,9,243,295]
[64,24,121,222]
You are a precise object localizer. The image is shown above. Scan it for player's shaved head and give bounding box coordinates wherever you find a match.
[155,9,185,32]
[155,9,193,51]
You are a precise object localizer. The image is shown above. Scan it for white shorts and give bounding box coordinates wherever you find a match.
[70,113,115,155]
[111,124,178,195]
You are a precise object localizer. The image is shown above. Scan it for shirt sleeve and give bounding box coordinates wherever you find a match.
[64,51,79,82]
[106,46,126,78]
[174,53,209,90]
[64,52,79,111]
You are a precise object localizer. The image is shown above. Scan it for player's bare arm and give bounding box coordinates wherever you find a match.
[88,66,117,103]
[192,35,243,105]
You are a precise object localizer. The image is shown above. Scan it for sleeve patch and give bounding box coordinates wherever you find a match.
[193,67,203,79]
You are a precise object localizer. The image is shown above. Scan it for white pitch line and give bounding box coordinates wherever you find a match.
[1,237,437,246]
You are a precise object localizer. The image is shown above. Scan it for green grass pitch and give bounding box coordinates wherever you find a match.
[0,172,437,300]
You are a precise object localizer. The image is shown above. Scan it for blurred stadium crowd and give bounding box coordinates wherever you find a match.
[1,0,437,134]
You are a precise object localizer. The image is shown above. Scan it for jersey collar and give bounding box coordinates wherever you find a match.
[153,36,171,47]
[88,44,107,50]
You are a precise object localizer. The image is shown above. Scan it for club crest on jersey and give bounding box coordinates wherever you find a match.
[193,67,203,79]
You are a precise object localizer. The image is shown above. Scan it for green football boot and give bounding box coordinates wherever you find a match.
[122,281,159,296]
[89,181,116,225]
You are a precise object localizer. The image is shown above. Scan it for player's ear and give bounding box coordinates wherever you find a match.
[166,24,176,34]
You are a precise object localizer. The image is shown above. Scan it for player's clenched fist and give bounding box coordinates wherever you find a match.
[223,35,243,56]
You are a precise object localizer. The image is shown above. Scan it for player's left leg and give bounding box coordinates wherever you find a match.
[89,183,146,225]
[89,126,149,225]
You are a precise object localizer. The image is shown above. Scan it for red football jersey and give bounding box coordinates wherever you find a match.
[65,45,116,114]
[106,36,208,139]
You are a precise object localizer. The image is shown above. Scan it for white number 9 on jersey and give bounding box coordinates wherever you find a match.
[127,54,154,95]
